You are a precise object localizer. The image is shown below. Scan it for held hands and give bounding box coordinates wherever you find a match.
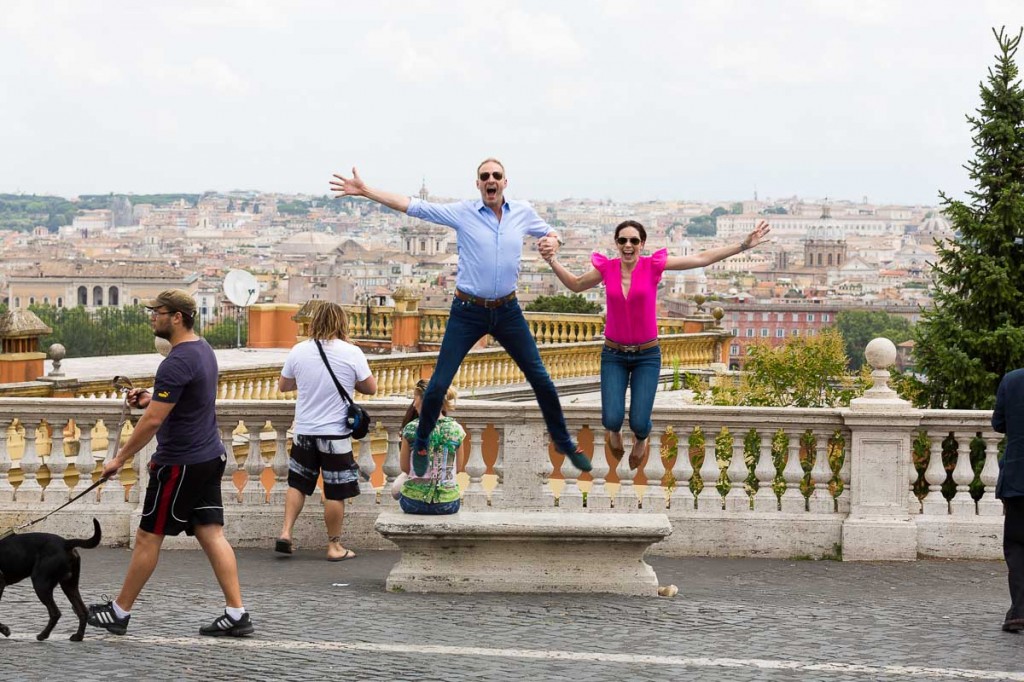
[537,235,560,262]
[329,167,367,197]
[101,455,124,480]
[741,220,772,251]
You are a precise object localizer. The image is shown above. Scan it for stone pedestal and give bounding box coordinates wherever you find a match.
[376,511,672,595]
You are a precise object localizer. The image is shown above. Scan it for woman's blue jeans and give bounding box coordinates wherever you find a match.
[414,297,577,455]
[399,496,461,515]
[600,345,662,440]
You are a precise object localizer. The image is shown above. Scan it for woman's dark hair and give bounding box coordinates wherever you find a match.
[614,220,647,243]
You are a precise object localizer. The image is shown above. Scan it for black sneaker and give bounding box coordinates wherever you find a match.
[200,611,254,637]
[87,600,130,635]
[564,447,593,473]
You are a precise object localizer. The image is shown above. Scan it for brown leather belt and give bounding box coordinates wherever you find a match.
[455,289,517,309]
[604,338,660,353]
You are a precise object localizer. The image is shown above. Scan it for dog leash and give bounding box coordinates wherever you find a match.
[0,375,136,540]
[0,475,111,540]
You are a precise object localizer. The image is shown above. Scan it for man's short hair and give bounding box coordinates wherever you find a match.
[476,157,505,174]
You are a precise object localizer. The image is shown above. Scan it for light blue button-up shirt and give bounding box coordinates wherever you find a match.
[407,197,553,299]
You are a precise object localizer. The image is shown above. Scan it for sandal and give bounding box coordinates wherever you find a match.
[327,548,356,562]
[607,434,625,460]
[274,538,293,555]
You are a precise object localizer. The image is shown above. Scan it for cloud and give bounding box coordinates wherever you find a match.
[499,9,585,65]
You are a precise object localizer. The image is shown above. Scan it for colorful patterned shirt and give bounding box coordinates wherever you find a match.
[400,416,465,503]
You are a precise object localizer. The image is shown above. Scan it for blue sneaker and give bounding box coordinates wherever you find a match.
[564,447,593,473]
[412,447,429,476]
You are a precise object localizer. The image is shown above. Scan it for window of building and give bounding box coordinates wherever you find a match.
[822,313,830,322]
[760,328,769,337]
[776,312,785,321]
[78,286,87,306]
[776,328,784,338]
[792,313,800,322]
[43,297,49,305]
[807,313,815,322]
[29,297,35,306]
[108,286,119,306]
[93,286,103,306]
[762,312,770,321]
[746,328,754,337]
[57,297,63,308]
[746,312,754,322]
[792,329,800,336]
[731,328,739,337]
[730,344,740,356]
[808,329,815,336]
[827,253,833,265]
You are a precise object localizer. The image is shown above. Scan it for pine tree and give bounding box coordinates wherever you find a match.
[914,28,1024,409]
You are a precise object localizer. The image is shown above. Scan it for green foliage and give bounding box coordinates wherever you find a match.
[276,200,311,215]
[686,215,716,237]
[710,206,728,218]
[912,29,1024,409]
[525,293,602,314]
[670,358,682,391]
[201,317,248,349]
[31,305,154,357]
[730,202,744,214]
[835,310,914,370]
[763,206,788,215]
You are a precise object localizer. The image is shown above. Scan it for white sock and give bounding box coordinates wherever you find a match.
[112,600,130,619]
[225,605,246,620]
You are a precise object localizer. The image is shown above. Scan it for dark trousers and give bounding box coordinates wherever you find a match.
[414,297,576,456]
[1004,497,1024,621]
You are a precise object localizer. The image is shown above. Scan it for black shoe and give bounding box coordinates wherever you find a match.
[1003,618,1024,633]
[564,447,593,473]
[200,611,254,637]
[87,600,130,635]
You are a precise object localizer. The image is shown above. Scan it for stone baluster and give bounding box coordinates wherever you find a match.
[921,432,950,515]
[356,436,378,503]
[781,430,806,513]
[907,435,922,515]
[696,429,721,512]
[0,419,14,502]
[558,432,585,509]
[752,429,777,512]
[809,430,835,514]
[615,443,638,511]
[669,429,694,511]
[462,424,488,508]
[219,420,241,504]
[837,438,852,514]
[382,428,401,489]
[978,431,1002,516]
[724,429,750,512]
[99,416,127,504]
[541,441,557,507]
[269,419,291,505]
[489,425,505,508]
[71,420,95,499]
[949,432,977,516]
[16,420,44,502]
[46,419,70,499]
[643,428,667,512]
[586,427,611,509]
[242,424,265,504]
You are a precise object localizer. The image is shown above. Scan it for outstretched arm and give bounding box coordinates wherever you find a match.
[664,219,771,270]
[539,236,602,292]
[330,167,411,213]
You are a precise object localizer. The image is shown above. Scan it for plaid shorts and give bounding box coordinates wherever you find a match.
[288,434,360,501]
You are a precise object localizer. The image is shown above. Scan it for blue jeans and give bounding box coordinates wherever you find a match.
[600,345,662,440]
[399,496,461,515]
[414,297,577,455]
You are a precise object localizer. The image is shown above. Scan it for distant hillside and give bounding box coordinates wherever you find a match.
[0,193,200,231]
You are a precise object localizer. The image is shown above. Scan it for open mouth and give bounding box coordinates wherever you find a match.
[485,185,498,199]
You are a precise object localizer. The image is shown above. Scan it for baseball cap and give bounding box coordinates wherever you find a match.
[142,289,197,318]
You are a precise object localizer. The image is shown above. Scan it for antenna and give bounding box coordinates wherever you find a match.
[222,269,259,348]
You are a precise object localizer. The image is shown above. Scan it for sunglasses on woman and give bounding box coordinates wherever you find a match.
[616,237,642,245]
[479,171,503,181]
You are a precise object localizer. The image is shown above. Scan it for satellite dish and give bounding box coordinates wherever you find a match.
[223,269,259,307]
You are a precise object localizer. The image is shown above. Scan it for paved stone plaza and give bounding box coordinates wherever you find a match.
[0,546,1023,681]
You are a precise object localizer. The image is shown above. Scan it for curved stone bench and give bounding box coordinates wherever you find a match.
[374,511,672,596]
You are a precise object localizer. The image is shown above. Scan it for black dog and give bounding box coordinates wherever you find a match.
[0,518,101,641]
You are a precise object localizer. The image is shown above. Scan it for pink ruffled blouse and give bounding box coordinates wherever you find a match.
[591,248,668,345]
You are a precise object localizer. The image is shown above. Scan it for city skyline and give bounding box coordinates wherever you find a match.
[3,1,1022,204]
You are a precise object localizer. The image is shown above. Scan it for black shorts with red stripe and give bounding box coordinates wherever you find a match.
[140,453,227,536]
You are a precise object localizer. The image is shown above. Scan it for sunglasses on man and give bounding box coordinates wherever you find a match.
[616,237,642,246]
[479,171,504,181]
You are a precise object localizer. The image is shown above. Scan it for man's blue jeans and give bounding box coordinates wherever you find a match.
[414,297,577,455]
[600,345,662,439]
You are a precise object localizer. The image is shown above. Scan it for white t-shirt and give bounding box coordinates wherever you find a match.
[281,338,372,436]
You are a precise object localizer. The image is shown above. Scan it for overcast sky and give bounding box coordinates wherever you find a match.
[3,0,1022,205]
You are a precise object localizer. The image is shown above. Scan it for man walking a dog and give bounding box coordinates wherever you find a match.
[330,159,592,476]
[87,289,253,637]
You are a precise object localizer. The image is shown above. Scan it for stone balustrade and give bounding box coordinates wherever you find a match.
[0,392,1004,560]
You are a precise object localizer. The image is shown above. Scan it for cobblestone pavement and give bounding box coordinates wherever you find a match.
[0,546,1022,681]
